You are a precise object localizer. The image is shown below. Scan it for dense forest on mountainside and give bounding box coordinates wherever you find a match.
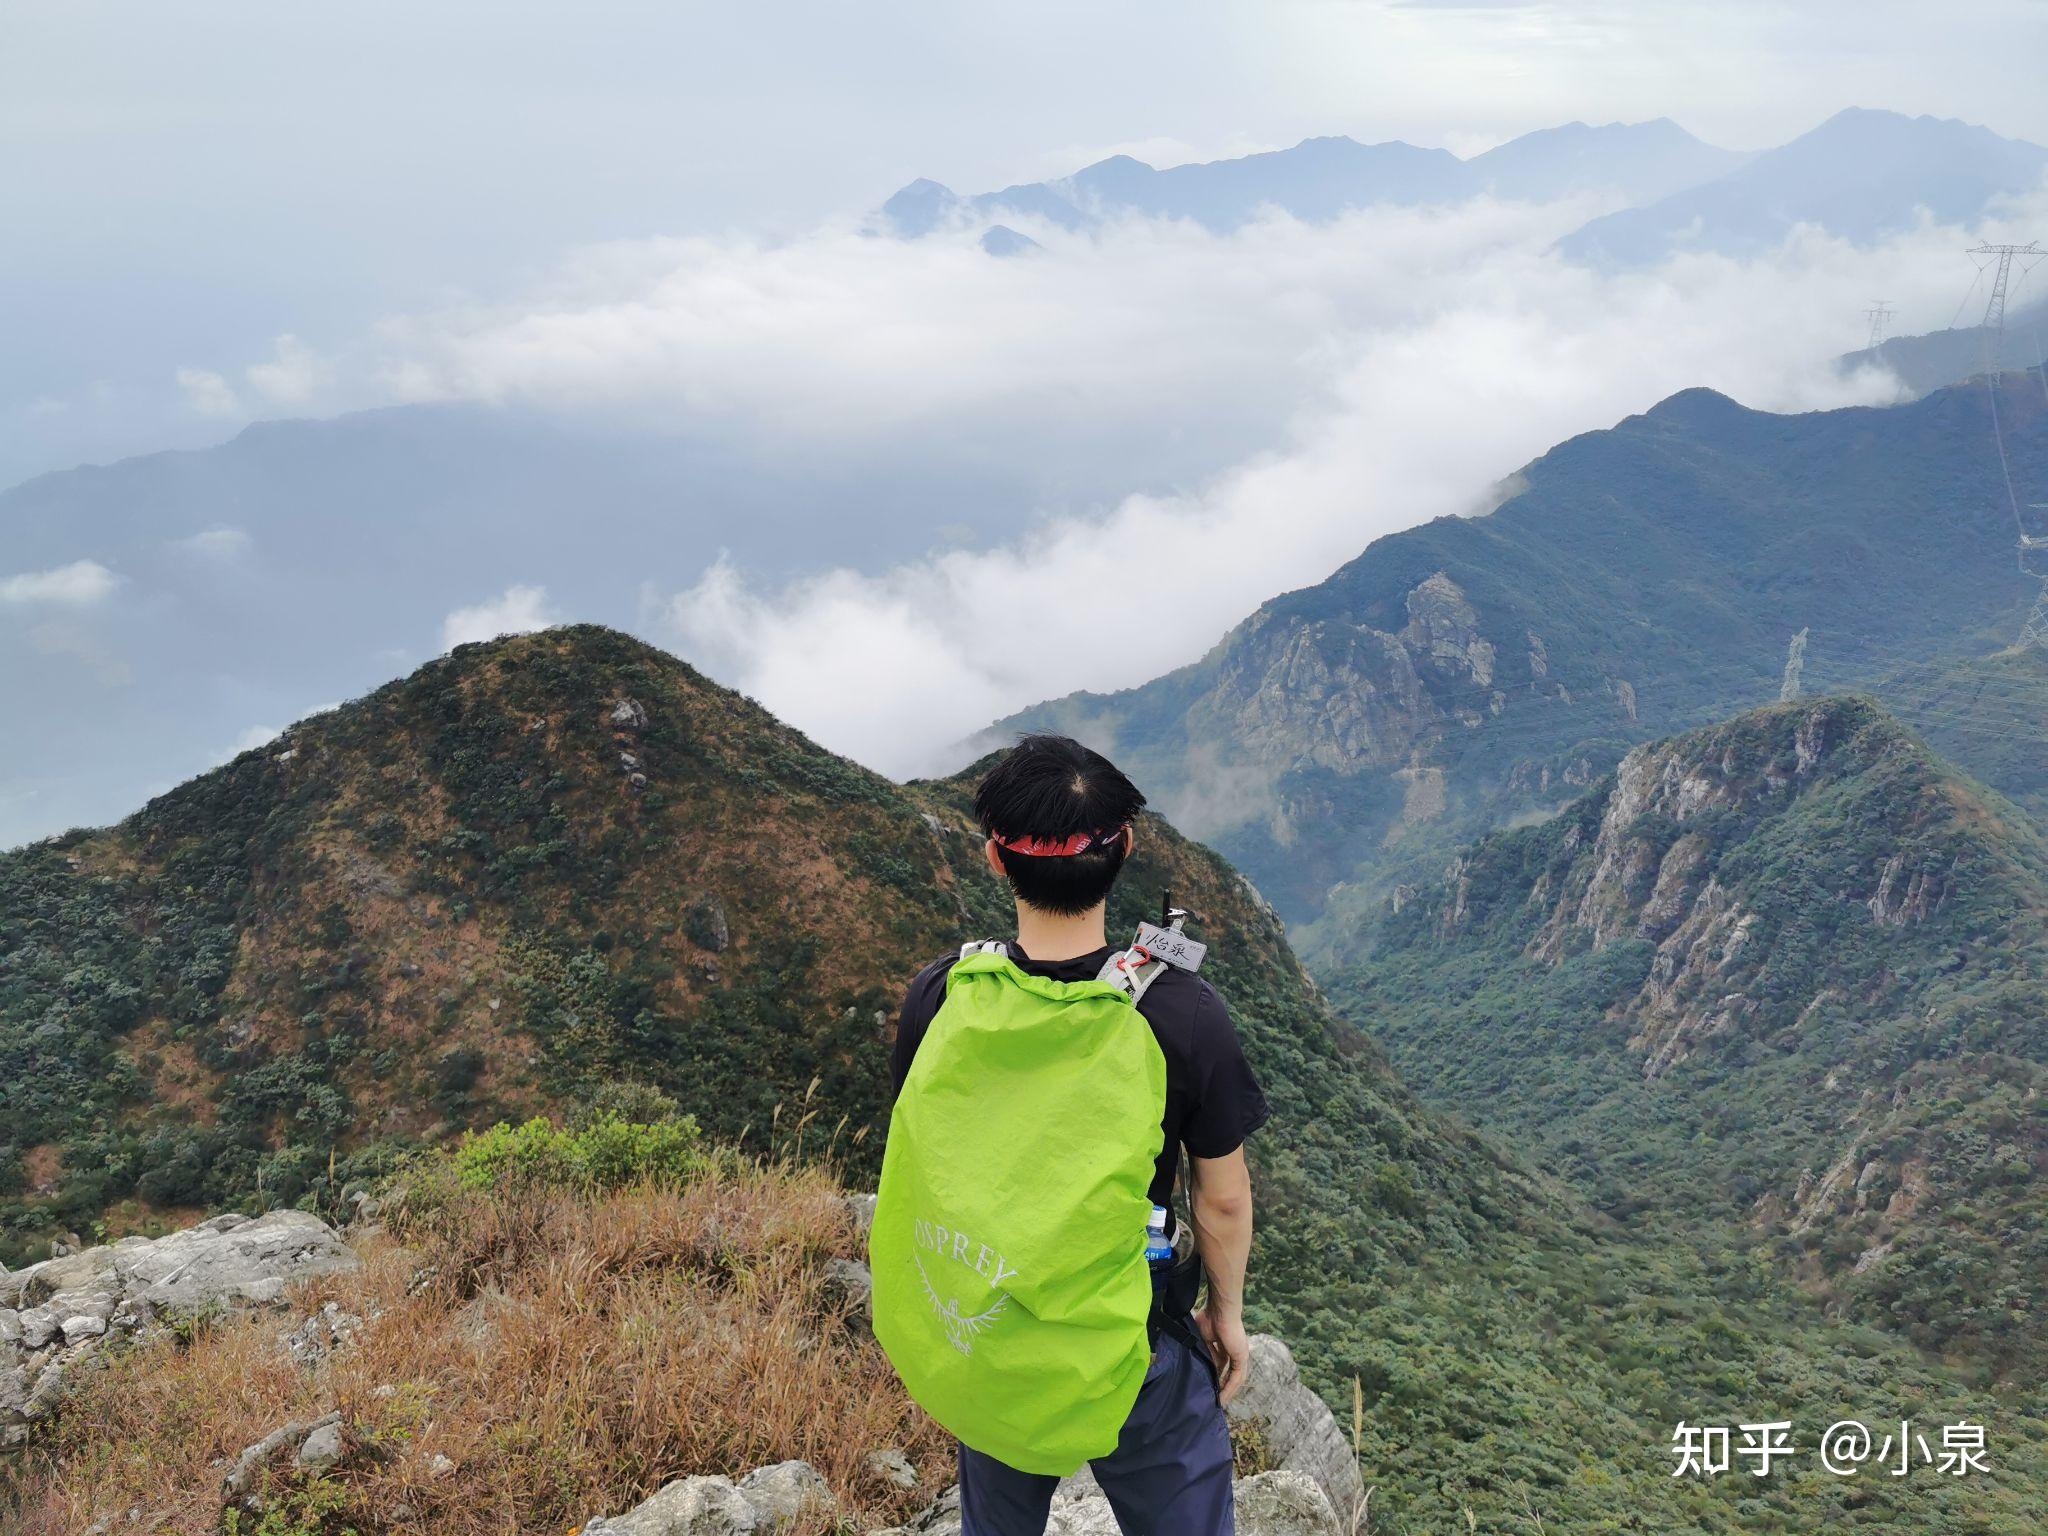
[6,628,2043,1530]
[1005,378,2048,952]
[1336,697,2048,1383]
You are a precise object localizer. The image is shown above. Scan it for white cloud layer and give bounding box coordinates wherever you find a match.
[0,559,122,606]
[630,201,2045,774]
[174,367,241,419]
[245,334,327,407]
[207,184,2048,778]
[441,584,560,651]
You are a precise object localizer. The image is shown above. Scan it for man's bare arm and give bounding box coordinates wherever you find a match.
[1188,1145,1253,1405]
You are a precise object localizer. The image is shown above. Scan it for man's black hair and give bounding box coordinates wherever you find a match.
[974,734,1147,917]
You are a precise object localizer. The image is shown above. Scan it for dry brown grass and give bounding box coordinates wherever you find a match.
[8,1160,949,1536]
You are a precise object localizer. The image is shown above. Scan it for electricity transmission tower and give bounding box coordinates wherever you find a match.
[2021,505,2048,652]
[1966,242,2044,373]
[2021,590,2048,651]
[1863,300,1895,353]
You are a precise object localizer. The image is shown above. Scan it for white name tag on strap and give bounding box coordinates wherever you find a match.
[1135,922,1206,972]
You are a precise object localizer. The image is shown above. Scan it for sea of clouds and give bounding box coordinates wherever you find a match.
[110,183,2048,777]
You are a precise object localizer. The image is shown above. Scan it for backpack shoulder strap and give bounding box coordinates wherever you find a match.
[1095,943,1169,1006]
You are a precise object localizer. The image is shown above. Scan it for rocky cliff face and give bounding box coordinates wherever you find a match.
[1339,696,2048,1378]
[1003,380,2048,934]
[1517,699,2012,1079]
[1159,565,1621,916]
[1198,572,1512,779]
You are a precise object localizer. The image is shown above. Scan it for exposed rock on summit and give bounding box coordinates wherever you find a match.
[0,1209,356,1449]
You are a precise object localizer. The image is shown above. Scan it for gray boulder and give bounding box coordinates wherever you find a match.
[586,1460,839,1536]
[296,1420,346,1472]
[892,1465,1346,1536]
[226,1411,342,1496]
[3,1210,354,1316]
[1227,1335,1365,1522]
[865,1447,918,1490]
[583,1474,762,1535]
[1045,1479,1122,1536]
[888,1476,1121,1536]
[842,1193,878,1232]
[59,1314,108,1345]
[823,1257,873,1331]
[1235,1470,1343,1536]
[0,1247,118,1309]
[120,1210,358,1309]
[22,1346,90,1420]
[737,1460,834,1530]
[0,1209,358,1450]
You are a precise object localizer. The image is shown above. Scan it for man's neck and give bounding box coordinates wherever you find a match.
[1012,901,1109,963]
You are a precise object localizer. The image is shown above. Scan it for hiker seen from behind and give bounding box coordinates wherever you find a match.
[871,735,1267,1536]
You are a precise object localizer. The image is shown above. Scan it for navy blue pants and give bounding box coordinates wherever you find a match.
[957,1329,1236,1536]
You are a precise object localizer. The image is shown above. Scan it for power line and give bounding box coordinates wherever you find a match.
[1862,300,1896,355]
[1964,242,2048,649]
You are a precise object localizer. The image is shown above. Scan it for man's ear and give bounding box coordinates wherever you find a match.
[983,837,1007,879]
[1123,824,1139,860]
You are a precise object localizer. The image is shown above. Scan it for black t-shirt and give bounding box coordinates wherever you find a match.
[889,943,1269,1215]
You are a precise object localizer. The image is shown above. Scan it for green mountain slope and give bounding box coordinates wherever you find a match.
[1835,306,2048,400]
[4,628,2042,1530]
[1334,696,2048,1382]
[6,625,1465,1250]
[1002,380,2048,948]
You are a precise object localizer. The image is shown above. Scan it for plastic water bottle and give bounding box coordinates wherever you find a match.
[1144,1204,1173,1265]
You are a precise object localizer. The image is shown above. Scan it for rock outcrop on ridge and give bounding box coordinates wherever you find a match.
[0,1209,357,1448]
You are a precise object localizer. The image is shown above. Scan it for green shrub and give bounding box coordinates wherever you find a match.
[451,1113,703,1193]
[223,1474,360,1536]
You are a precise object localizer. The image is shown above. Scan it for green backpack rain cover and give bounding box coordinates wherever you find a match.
[871,946,1168,1475]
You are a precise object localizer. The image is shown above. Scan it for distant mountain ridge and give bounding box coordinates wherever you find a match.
[999,379,2048,943]
[1838,295,2048,399]
[882,117,1745,237]
[884,109,2046,264]
[1559,108,2048,266]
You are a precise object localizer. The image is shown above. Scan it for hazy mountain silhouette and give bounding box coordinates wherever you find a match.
[1559,108,2048,265]
[881,118,1742,236]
